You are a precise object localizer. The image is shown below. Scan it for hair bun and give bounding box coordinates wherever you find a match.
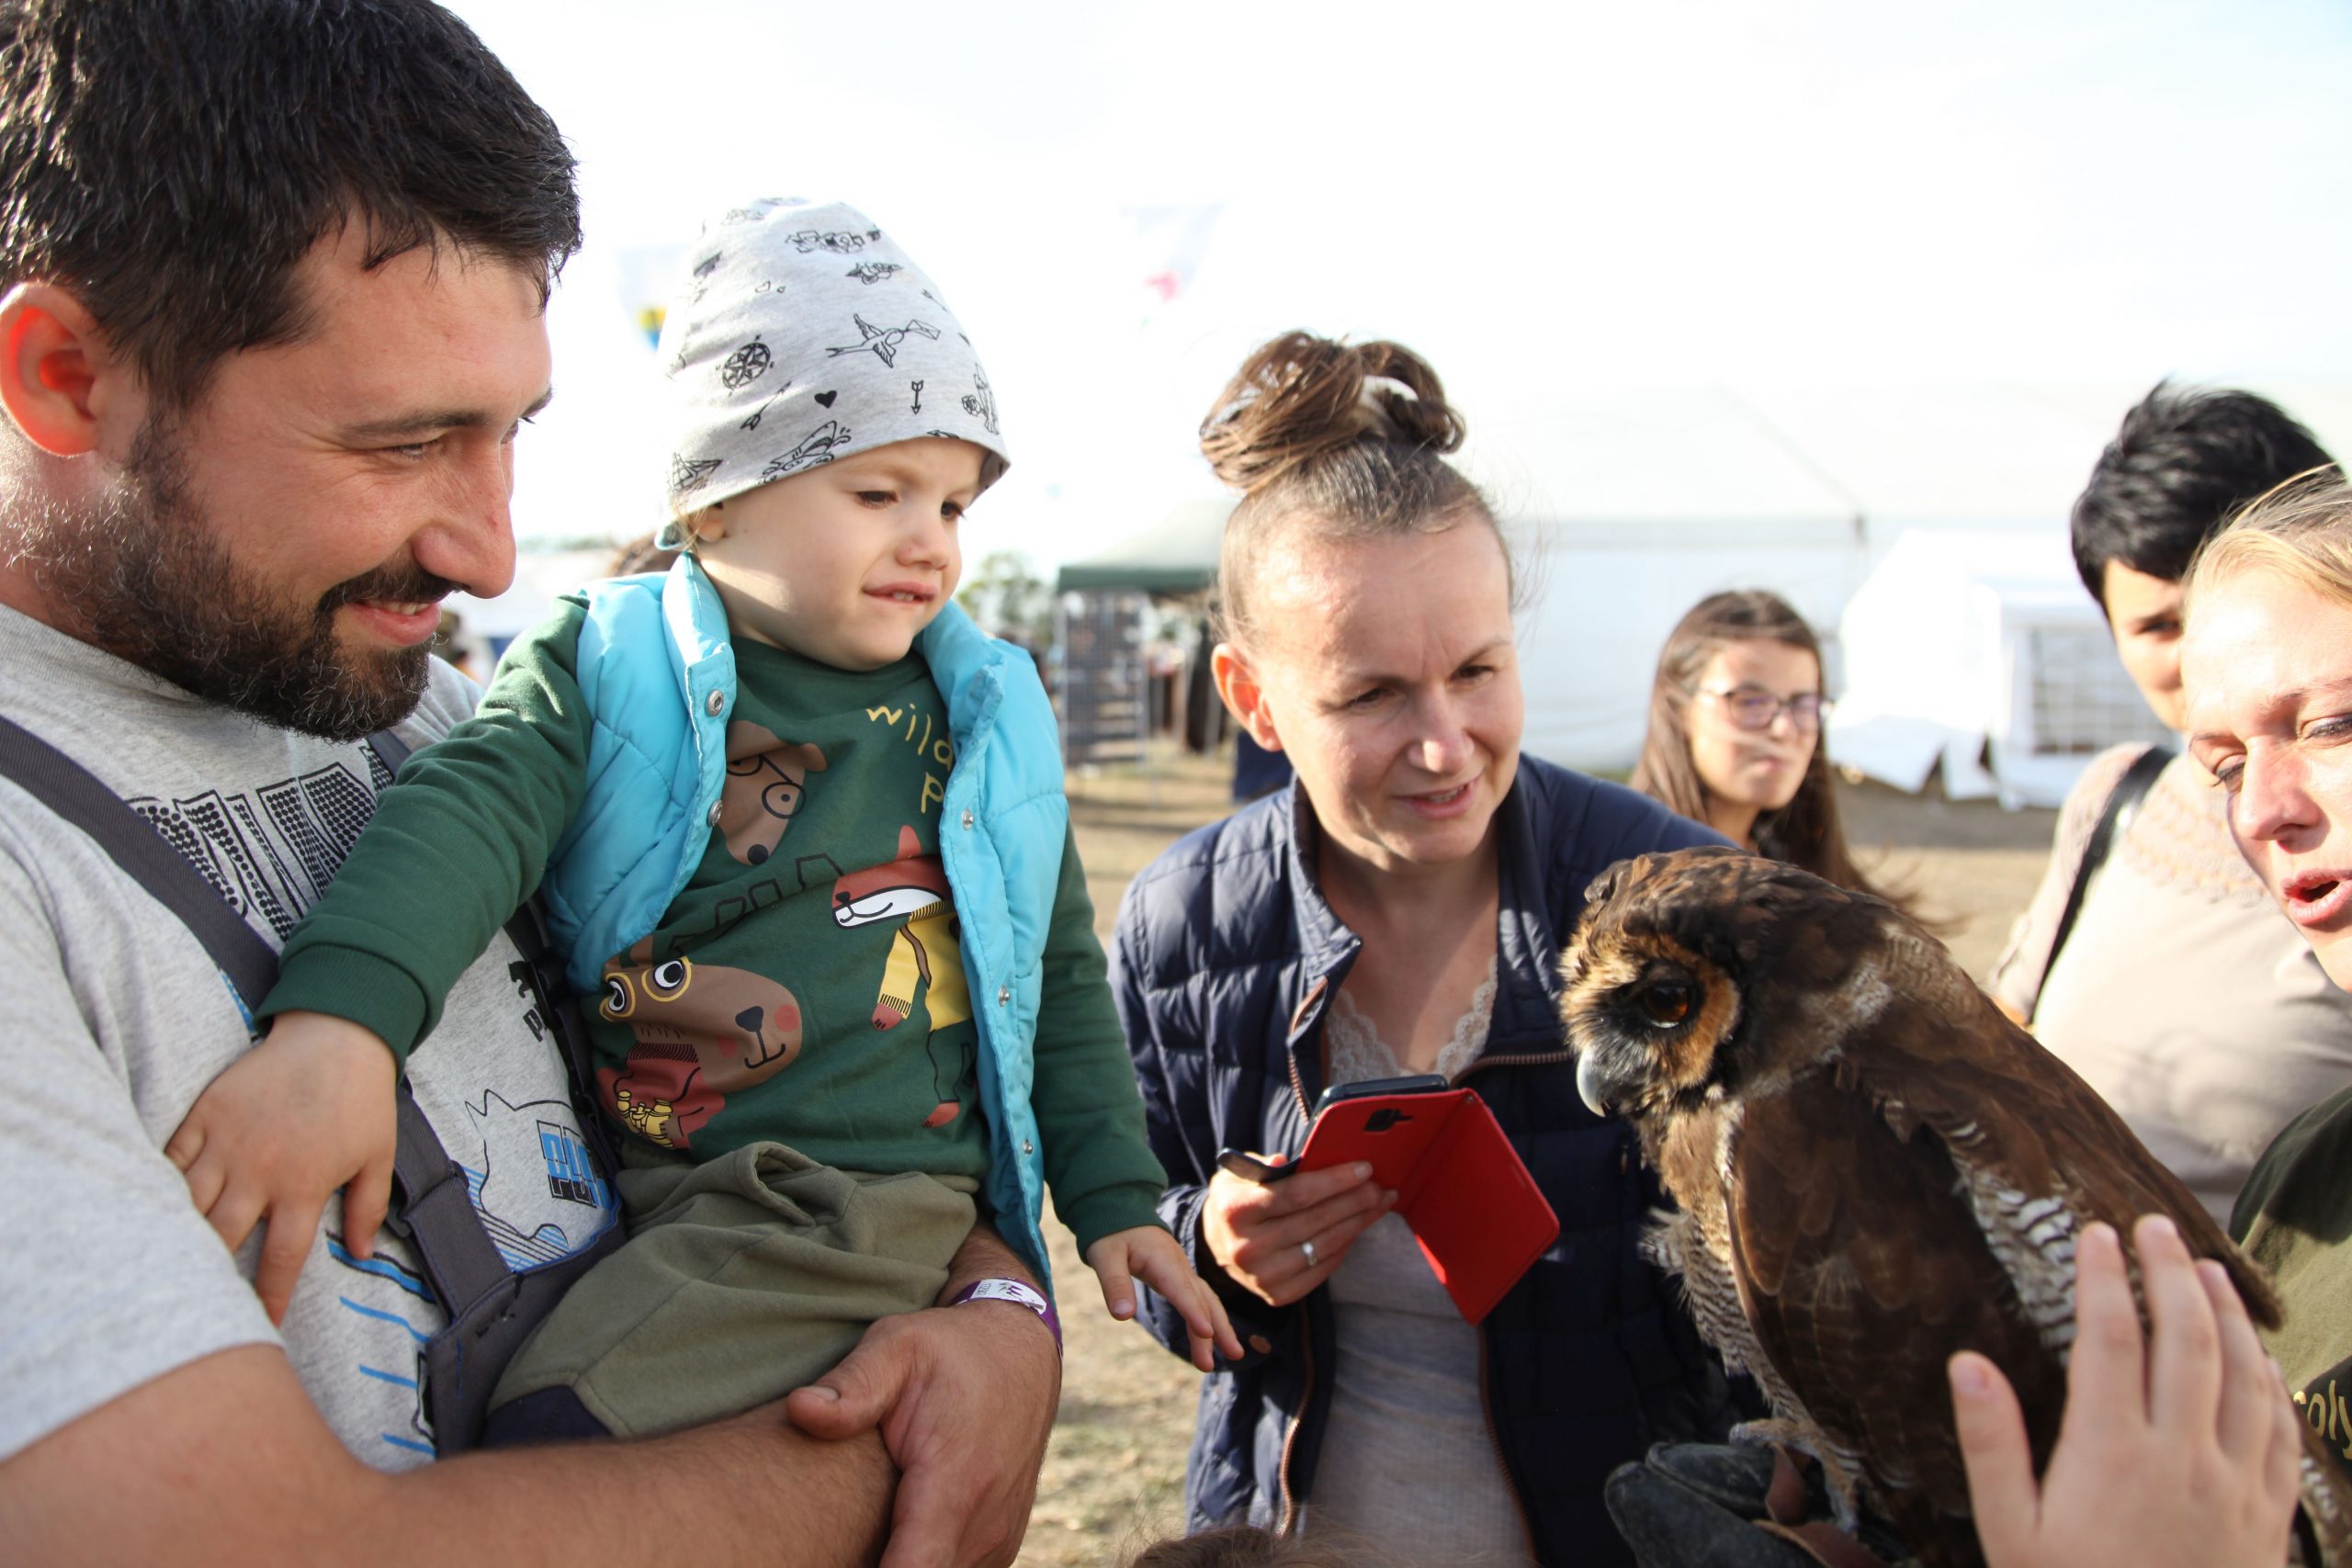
[1200,332,1465,495]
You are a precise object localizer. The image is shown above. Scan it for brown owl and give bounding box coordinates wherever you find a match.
[1561,845,2352,1568]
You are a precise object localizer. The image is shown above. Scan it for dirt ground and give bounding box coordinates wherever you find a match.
[1016,750,2060,1565]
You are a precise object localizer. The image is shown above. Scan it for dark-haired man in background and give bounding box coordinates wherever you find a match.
[1987,381,2352,1223]
[0,4,1055,1562]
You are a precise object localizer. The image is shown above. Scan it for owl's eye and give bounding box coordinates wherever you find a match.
[1634,978,1696,1029]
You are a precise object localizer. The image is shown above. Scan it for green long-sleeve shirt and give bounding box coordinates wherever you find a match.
[262,598,1164,1250]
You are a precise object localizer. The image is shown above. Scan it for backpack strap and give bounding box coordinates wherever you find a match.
[2042,743,2174,987]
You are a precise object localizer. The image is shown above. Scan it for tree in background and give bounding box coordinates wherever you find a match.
[957,549,1056,653]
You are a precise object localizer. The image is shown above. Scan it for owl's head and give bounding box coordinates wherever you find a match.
[1563,846,1934,1124]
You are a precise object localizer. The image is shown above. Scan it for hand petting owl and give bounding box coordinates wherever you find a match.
[1561,845,2352,1568]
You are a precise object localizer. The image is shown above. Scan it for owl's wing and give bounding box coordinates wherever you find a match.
[1816,984,2352,1560]
[1727,1066,2070,1556]
[1839,953,2278,1329]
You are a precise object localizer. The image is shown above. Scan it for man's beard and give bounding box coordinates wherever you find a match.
[4,424,461,741]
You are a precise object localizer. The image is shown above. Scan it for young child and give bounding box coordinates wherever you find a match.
[166,197,1238,1442]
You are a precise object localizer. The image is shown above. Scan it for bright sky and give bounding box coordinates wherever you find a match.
[450,0,2352,572]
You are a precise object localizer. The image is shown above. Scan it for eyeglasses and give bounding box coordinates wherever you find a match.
[1696,684,1830,732]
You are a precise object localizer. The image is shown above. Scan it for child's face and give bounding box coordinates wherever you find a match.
[689,437,983,670]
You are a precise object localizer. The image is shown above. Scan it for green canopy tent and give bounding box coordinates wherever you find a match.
[1051,498,1232,595]
[1051,499,1235,774]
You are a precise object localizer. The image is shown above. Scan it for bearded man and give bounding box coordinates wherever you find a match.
[0,6,1057,1564]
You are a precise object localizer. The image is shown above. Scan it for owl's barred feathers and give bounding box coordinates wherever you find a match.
[1561,847,2330,1568]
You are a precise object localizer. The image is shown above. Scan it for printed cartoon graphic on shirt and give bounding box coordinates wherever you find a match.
[594,936,806,1151]
[458,1090,616,1265]
[322,1089,615,1430]
[129,756,390,942]
[324,1231,438,1457]
[318,1084,613,1454]
[590,721,825,1149]
[124,744,620,1465]
[719,721,829,865]
[832,824,976,1127]
[864,696,956,819]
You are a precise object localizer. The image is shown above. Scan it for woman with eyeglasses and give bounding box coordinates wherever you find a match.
[1629,589,1899,899]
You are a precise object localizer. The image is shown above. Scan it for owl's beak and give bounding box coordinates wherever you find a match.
[1576,1047,1622,1119]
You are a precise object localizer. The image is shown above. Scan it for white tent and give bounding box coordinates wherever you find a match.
[1055,388,1880,766]
[1469,387,1868,769]
[1491,379,2352,787]
[1785,381,2352,804]
[959,378,2352,794]
[1827,529,2170,807]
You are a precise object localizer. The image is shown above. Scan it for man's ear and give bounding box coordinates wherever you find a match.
[1211,642,1283,752]
[0,284,133,457]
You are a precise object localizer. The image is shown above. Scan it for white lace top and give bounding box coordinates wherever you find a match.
[1305,960,1534,1566]
[1323,959,1498,1087]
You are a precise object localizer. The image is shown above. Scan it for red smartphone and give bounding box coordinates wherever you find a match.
[1216,1074,1449,1185]
[1218,1076,1559,1324]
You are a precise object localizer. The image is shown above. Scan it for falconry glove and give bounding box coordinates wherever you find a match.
[1608,1443,1916,1568]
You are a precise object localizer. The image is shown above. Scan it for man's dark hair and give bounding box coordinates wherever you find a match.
[0,0,580,415]
[2071,379,2337,605]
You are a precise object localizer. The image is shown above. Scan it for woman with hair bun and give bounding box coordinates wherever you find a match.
[1113,333,1741,1565]
[1631,589,1895,898]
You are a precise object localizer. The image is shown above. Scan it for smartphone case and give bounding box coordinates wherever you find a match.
[1297,1087,1559,1324]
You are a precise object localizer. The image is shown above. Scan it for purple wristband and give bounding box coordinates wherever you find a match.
[948,1277,1061,1354]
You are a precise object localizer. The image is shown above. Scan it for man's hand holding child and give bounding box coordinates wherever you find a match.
[164,1010,399,1324]
[1085,1224,1243,1371]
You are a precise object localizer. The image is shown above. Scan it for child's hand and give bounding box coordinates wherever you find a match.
[1084,1224,1245,1373]
[164,1011,400,1325]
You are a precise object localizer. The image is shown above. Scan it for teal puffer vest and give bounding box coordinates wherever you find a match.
[537,555,1068,1282]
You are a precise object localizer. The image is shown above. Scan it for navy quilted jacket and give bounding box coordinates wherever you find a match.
[1113,757,1742,1565]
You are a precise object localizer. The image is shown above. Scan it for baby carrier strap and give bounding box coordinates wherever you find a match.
[359,731,617,1170]
[0,712,618,1454]
[0,710,284,1008]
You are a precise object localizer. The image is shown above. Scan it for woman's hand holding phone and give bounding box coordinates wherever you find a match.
[1211,1078,1555,1324]
[1200,1156,1396,1307]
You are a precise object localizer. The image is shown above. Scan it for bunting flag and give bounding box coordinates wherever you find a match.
[1121,204,1224,323]
[614,243,688,349]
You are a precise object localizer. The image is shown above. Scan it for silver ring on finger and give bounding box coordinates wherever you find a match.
[1301,1237,1318,1269]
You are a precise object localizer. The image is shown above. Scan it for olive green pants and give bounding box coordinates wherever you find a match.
[489,1140,978,1440]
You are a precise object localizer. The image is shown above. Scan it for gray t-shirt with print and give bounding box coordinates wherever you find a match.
[0,604,619,1469]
